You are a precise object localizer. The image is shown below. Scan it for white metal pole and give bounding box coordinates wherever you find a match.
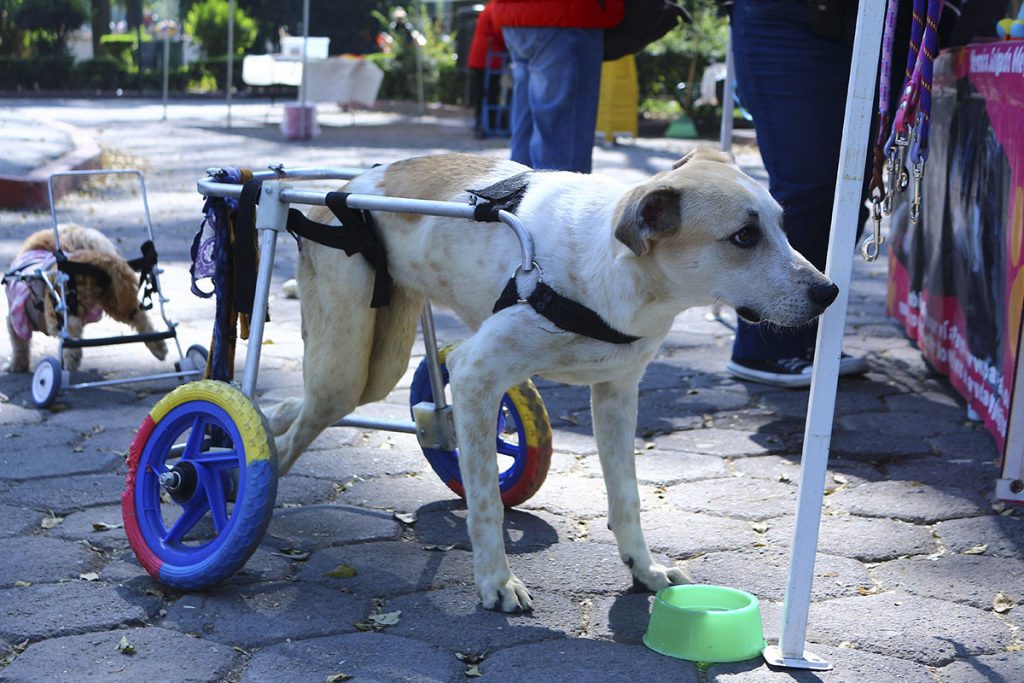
[761,0,886,671]
[719,31,735,155]
[226,0,235,128]
[300,0,310,138]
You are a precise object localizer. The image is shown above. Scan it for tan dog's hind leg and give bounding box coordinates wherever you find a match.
[90,250,168,361]
[62,315,84,371]
[272,243,380,475]
[591,374,692,591]
[5,318,30,372]
[446,327,534,612]
[359,286,423,405]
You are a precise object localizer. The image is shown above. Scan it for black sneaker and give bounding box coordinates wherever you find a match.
[727,354,868,388]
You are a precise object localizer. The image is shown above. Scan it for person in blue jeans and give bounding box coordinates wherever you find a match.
[726,0,868,387]
[489,0,624,173]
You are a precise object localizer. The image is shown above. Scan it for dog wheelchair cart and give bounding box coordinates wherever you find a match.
[121,165,553,589]
[2,170,207,408]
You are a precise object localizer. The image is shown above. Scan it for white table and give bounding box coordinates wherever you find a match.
[241,55,384,107]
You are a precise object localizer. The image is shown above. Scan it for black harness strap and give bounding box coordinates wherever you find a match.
[468,171,534,222]
[492,277,641,345]
[233,179,262,315]
[127,240,159,310]
[286,191,392,308]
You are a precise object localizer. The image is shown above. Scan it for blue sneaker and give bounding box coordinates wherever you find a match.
[727,354,867,388]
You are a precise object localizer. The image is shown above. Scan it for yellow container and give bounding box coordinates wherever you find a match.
[596,54,638,142]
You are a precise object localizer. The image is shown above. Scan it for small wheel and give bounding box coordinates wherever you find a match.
[175,344,209,381]
[409,345,552,507]
[122,380,278,590]
[31,357,65,408]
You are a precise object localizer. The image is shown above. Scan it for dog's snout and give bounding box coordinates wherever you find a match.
[809,282,839,309]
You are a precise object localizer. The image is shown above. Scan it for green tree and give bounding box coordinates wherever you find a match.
[0,0,27,57]
[185,0,257,57]
[12,0,88,56]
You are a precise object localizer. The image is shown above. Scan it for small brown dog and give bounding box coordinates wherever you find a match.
[4,225,168,373]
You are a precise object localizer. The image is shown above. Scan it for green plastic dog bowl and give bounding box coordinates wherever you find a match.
[643,585,766,663]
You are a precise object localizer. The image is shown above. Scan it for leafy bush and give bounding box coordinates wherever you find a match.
[369,5,462,105]
[0,53,74,89]
[185,0,257,57]
[76,56,127,89]
[637,1,729,114]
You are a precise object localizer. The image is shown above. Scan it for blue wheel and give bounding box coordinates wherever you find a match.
[409,345,552,507]
[122,381,277,590]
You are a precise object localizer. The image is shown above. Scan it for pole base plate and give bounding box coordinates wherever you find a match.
[762,645,833,671]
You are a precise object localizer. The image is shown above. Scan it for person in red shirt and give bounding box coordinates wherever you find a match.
[489,0,624,172]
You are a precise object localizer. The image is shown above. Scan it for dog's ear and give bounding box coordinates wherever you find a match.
[672,147,734,170]
[614,187,682,257]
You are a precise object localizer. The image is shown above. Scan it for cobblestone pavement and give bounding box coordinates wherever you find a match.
[0,100,1021,682]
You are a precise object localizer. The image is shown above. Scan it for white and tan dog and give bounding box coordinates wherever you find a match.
[267,149,838,612]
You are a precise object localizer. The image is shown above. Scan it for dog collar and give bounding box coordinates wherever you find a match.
[492,269,641,345]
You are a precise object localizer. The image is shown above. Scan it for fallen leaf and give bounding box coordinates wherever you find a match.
[41,513,64,530]
[79,572,100,582]
[857,586,881,596]
[394,511,417,525]
[993,592,1016,614]
[13,581,31,588]
[369,610,401,626]
[116,636,136,655]
[963,544,988,555]
[274,548,311,561]
[233,646,249,656]
[777,473,791,483]
[423,544,456,552]
[465,664,482,678]
[352,621,374,632]
[833,474,849,485]
[750,521,769,534]
[324,674,353,683]
[324,564,358,579]
[92,521,124,532]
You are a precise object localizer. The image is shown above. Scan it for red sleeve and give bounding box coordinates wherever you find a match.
[468,6,505,70]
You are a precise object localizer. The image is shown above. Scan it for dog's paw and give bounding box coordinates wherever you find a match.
[632,562,692,592]
[146,339,168,361]
[478,573,533,613]
[4,359,29,373]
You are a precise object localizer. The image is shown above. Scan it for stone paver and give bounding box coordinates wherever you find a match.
[872,554,1024,610]
[480,638,700,681]
[0,582,159,642]
[0,627,239,683]
[383,586,583,653]
[241,632,462,682]
[160,581,369,648]
[0,101,1019,680]
[764,514,936,562]
[826,479,989,523]
[806,593,1009,665]
[0,536,105,587]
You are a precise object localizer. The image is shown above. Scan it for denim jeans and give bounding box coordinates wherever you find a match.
[501,27,603,173]
[730,0,857,361]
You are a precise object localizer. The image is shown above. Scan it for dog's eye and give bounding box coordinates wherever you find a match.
[729,226,760,248]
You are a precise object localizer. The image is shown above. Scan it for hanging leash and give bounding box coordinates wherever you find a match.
[864,0,902,260]
[905,0,943,224]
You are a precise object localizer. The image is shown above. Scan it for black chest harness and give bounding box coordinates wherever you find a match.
[248,171,640,345]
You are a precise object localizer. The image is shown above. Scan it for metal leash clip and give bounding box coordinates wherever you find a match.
[861,197,885,261]
[894,126,912,193]
[910,160,925,224]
